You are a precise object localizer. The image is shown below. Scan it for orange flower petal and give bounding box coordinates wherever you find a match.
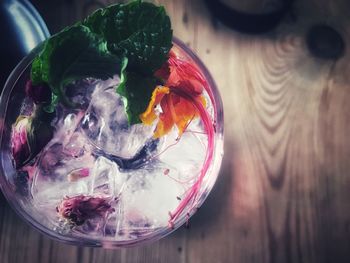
[140,86,170,125]
[173,94,206,136]
[154,95,174,138]
[154,94,206,138]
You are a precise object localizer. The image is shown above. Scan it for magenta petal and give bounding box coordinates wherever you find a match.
[25,80,51,104]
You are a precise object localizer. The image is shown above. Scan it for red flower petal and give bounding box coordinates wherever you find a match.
[143,49,210,138]
[166,51,206,95]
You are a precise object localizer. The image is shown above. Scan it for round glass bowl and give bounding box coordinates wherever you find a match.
[0,38,224,248]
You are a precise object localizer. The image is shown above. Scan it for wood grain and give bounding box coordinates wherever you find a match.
[1,0,350,262]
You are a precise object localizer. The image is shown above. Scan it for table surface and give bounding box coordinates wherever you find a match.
[1,0,350,262]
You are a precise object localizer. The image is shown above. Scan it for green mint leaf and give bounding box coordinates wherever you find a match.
[31,55,45,85]
[116,72,157,125]
[43,94,59,113]
[31,25,121,109]
[84,0,172,123]
[85,1,172,73]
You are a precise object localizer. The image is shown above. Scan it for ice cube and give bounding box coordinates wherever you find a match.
[31,130,95,206]
[90,156,127,196]
[81,84,156,158]
[120,162,186,229]
[157,122,207,180]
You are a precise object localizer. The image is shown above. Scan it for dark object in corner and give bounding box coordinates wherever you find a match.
[204,0,294,34]
[0,0,50,90]
[306,24,345,60]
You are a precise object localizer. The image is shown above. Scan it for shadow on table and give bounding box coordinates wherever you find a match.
[0,191,9,208]
[0,191,6,201]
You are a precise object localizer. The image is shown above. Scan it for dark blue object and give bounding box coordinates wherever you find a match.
[306,25,345,60]
[0,0,50,89]
[204,0,294,34]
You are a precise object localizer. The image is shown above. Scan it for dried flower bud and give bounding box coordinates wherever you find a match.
[57,195,114,226]
[25,80,52,104]
[11,116,30,167]
[11,107,54,168]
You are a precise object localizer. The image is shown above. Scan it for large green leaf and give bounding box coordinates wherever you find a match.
[85,1,172,74]
[84,1,172,123]
[31,25,121,108]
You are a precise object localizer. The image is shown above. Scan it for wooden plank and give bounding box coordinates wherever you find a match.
[1,0,350,262]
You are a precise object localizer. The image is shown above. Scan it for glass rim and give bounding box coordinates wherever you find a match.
[0,37,224,248]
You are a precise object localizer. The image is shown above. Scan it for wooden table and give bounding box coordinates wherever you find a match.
[1,0,350,262]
